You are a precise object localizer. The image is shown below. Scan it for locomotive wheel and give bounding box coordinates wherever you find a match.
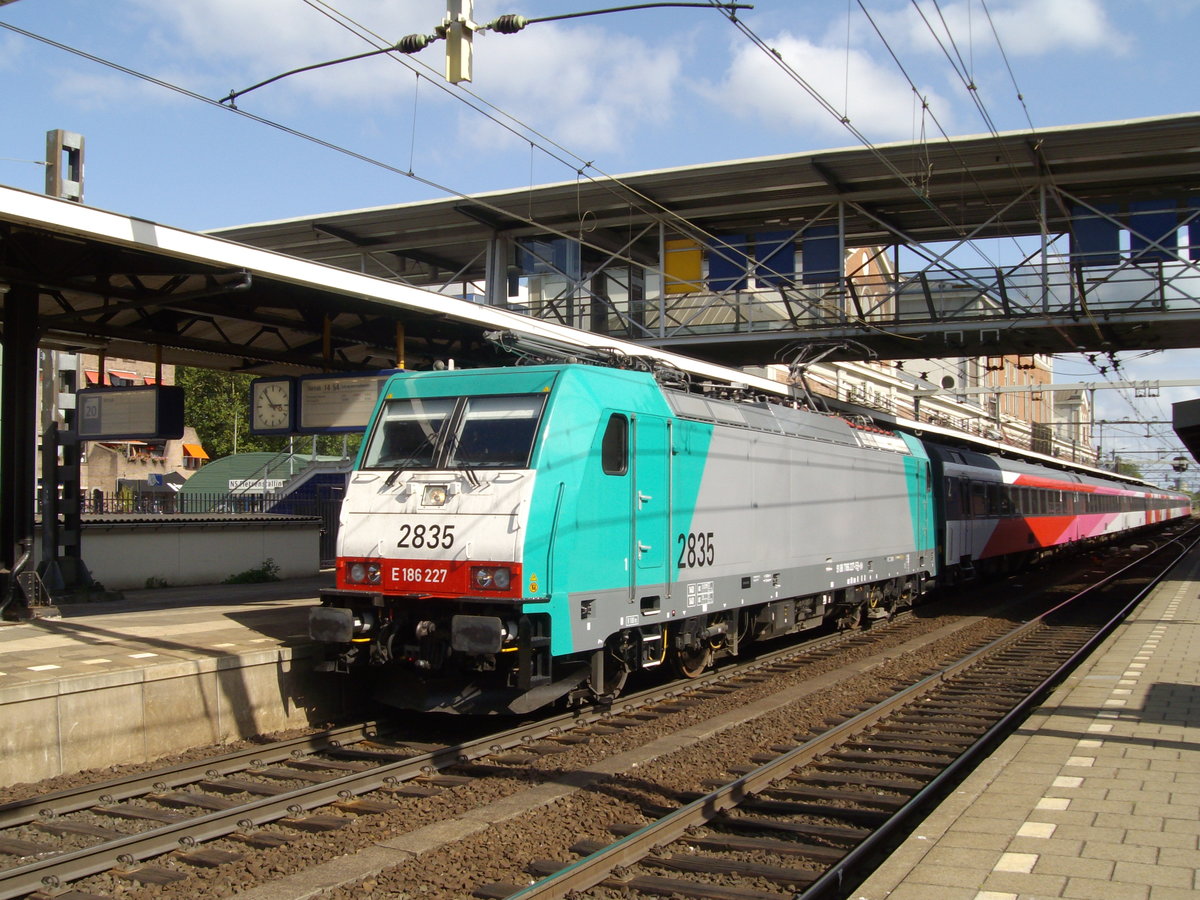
[589,650,629,701]
[836,602,866,631]
[671,641,711,678]
[669,619,711,678]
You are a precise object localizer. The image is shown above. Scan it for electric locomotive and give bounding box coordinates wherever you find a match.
[310,363,937,713]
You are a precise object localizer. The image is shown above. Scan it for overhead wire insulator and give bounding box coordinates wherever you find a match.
[394,33,435,54]
[489,15,528,35]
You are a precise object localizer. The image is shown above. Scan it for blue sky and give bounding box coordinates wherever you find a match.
[1,0,1198,481]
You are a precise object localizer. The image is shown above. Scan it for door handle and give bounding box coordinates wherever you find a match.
[637,542,652,554]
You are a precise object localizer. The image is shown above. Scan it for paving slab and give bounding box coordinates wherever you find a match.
[855,541,1200,900]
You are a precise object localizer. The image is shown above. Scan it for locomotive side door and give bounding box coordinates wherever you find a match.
[915,460,934,562]
[632,414,672,599]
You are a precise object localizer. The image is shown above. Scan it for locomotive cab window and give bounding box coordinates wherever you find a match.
[362,397,455,468]
[601,414,629,475]
[362,394,545,470]
[449,395,545,469]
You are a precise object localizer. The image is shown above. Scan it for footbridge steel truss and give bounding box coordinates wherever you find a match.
[216,112,1200,367]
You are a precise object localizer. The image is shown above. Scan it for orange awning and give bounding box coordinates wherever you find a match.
[182,443,209,459]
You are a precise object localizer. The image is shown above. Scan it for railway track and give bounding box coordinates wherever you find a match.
[1,529,1188,899]
[0,607,949,899]
[477,525,1199,900]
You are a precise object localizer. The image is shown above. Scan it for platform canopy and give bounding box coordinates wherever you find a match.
[1173,398,1200,463]
[0,183,802,394]
[214,113,1200,285]
[209,112,1200,365]
[5,113,1200,373]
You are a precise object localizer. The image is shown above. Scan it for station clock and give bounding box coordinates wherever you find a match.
[249,377,295,434]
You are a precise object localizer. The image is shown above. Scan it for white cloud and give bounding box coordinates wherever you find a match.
[124,0,447,105]
[0,30,23,71]
[707,31,953,144]
[50,68,177,111]
[895,0,1120,57]
[458,24,683,155]
[115,1,681,155]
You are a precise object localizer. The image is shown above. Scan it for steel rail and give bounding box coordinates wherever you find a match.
[798,521,1200,900]
[0,610,909,899]
[0,720,388,829]
[1,610,882,831]
[502,523,1200,898]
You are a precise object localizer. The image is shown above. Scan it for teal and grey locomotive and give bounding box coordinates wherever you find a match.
[310,363,939,713]
[310,363,1190,713]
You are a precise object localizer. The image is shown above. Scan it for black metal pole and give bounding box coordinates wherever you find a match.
[1,284,39,618]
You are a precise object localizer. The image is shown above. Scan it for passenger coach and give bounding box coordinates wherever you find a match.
[928,443,1192,581]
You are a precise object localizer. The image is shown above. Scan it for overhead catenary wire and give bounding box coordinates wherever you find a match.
[0,14,872,337]
[708,0,1019,276]
[221,3,753,106]
[708,0,1081,358]
[854,2,1040,261]
[850,2,1109,357]
[3,5,1094,352]
[979,0,1036,132]
[297,0,894,332]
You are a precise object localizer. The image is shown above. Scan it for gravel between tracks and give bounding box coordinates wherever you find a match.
[58,605,1015,899]
[10,554,1117,900]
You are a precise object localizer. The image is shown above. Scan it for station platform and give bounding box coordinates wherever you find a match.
[0,574,349,788]
[857,544,1200,899]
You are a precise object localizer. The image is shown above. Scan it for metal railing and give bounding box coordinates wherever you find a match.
[527,255,1200,342]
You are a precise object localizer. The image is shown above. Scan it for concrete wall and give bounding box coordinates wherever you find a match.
[0,645,354,787]
[36,518,321,590]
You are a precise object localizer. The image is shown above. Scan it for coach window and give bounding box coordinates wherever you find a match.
[602,414,628,475]
[996,484,1008,516]
[970,482,987,518]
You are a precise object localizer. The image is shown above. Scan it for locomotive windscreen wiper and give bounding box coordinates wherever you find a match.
[442,429,482,487]
[385,429,440,486]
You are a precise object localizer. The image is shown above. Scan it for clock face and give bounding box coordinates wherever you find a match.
[251,379,293,432]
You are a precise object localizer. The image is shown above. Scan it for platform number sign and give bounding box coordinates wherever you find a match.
[76,386,184,440]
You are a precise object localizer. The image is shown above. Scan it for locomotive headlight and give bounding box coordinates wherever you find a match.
[348,562,367,583]
[422,485,449,507]
[471,566,513,591]
[366,563,382,585]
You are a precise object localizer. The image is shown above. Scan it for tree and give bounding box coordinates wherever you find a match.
[176,367,286,459]
[1113,458,1144,480]
[176,367,364,461]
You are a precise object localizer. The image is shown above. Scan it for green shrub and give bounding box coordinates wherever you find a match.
[223,558,281,584]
